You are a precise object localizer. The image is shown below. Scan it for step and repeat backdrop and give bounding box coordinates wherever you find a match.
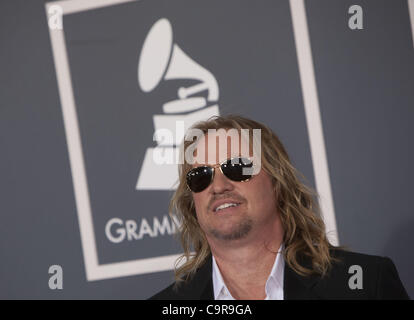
[0,0,413,299]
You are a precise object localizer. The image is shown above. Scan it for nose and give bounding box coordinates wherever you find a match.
[210,167,234,194]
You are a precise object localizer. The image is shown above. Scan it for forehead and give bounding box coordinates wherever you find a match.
[192,129,252,166]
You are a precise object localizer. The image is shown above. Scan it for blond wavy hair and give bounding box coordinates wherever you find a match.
[170,114,338,284]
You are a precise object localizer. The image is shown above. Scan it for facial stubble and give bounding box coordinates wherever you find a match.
[208,216,253,241]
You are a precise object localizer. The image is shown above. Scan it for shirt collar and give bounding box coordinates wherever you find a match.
[265,244,285,299]
[212,255,230,299]
[212,243,284,300]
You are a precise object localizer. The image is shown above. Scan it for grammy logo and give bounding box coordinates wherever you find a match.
[136,18,220,190]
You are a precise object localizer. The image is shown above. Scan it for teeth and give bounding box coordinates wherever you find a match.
[215,203,239,212]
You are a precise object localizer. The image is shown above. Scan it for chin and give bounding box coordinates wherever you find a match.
[209,224,252,241]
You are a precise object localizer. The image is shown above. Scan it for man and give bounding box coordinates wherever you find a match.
[151,115,409,300]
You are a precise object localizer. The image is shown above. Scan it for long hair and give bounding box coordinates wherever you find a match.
[170,114,338,284]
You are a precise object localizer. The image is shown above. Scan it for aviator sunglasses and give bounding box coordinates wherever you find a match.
[186,157,254,193]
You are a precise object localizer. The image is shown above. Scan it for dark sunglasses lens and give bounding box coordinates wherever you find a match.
[221,158,253,181]
[187,167,213,192]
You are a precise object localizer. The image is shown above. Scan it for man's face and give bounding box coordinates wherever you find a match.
[190,130,279,242]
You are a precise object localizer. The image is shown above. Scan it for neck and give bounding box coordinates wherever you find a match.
[208,214,284,299]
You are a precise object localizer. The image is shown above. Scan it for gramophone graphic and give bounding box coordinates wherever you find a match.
[136,18,220,190]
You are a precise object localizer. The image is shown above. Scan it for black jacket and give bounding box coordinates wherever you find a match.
[150,249,409,300]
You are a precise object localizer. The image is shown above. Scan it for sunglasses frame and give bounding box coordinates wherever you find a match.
[186,156,254,193]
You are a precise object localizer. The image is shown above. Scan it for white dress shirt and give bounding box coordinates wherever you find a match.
[212,244,285,300]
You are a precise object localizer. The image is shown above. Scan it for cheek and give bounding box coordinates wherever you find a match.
[249,174,276,208]
[193,193,207,217]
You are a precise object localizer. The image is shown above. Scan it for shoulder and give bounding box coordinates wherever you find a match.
[329,247,387,266]
[328,247,403,277]
[326,248,394,284]
[316,247,409,299]
[149,255,214,300]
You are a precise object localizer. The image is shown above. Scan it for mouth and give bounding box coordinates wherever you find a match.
[212,201,242,214]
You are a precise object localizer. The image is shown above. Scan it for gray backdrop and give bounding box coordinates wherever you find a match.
[0,0,413,299]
